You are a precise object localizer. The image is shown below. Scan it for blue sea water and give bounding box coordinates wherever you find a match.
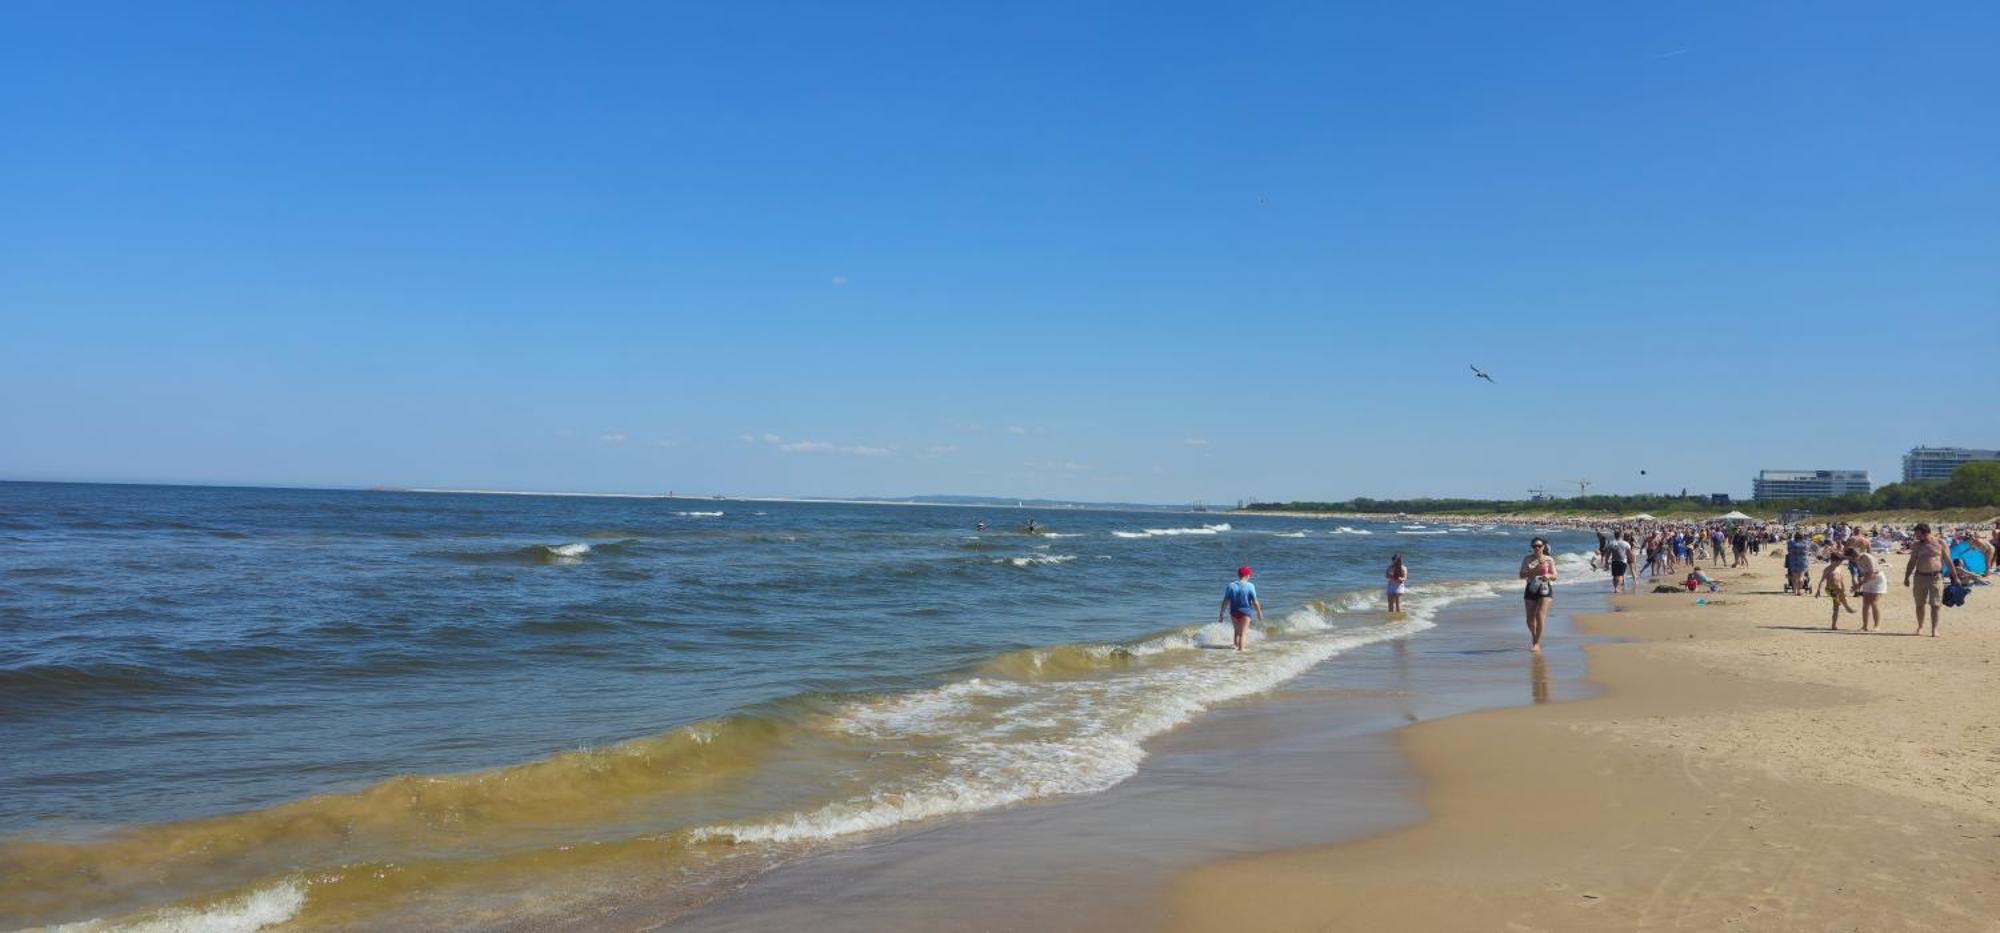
[0,482,1597,928]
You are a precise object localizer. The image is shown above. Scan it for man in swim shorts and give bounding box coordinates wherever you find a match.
[1218,566,1263,651]
[1904,522,1947,637]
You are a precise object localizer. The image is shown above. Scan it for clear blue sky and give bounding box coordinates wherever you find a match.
[3,1,1994,502]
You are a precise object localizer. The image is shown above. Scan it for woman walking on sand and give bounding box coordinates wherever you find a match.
[1385,554,1408,613]
[1519,537,1557,652]
[1849,546,1886,631]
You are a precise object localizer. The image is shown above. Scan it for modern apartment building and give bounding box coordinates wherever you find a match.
[1751,469,1872,500]
[1902,446,2000,483]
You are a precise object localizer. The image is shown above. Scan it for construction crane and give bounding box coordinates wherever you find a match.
[1571,479,1592,498]
[1527,487,1550,502]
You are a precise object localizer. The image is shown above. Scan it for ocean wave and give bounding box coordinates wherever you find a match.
[996,554,1077,568]
[435,539,638,565]
[1271,531,1308,538]
[1109,523,1231,539]
[674,511,724,517]
[50,879,307,933]
[691,612,1433,847]
[1331,526,1374,535]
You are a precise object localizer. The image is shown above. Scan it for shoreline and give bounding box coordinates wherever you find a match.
[1169,554,2000,930]
[660,590,1609,932]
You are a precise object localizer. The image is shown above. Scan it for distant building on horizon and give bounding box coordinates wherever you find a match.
[1902,446,2000,483]
[1751,469,1872,501]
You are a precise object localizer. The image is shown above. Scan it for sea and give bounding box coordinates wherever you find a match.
[0,482,1603,930]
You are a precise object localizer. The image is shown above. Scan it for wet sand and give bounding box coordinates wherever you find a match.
[657,594,1607,931]
[1170,555,2000,931]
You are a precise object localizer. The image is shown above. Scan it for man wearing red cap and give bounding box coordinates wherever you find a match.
[1218,566,1264,651]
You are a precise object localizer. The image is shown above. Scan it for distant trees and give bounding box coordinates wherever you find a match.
[1249,463,2000,516]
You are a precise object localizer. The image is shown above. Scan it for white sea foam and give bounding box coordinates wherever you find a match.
[1110,523,1231,539]
[1396,530,1449,536]
[690,614,1430,846]
[546,542,592,558]
[998,554,1077,568]
[1272,531,1308,538]
[675,511,725,517]
[1037,532,1085,538]
[52,880,307,933]
[1332,526,1374,535]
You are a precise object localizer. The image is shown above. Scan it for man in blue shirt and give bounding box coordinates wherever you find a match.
[1218,566,1264,651]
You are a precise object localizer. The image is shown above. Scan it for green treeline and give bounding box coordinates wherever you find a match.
[1248,462,2000,517]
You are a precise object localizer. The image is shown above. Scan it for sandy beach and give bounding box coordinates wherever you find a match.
[1171,548,2000,931]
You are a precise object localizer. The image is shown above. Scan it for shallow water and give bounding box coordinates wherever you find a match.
[0,482,1598,928]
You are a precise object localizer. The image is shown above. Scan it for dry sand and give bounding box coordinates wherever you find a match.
[1170,552,2000,931]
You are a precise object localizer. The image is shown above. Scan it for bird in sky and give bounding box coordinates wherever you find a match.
[1470,365,1495,383]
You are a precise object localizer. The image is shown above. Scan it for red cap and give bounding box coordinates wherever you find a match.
[1237,566,1253,578]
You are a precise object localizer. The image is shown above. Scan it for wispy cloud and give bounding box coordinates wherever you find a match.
[831,275,848,286]
[1649,47,1691,59]
[748,433,895,457]
[779,440,894,456]
[600,433,629,443]
[927,444,960,455]
[1007,425,1029,435]
[655,440,679,448]
[1183,438,1209,447]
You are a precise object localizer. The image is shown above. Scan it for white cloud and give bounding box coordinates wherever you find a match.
[831,275,848,286]
[1007,425,1028,435]
[761,433,782,444]
[927,445,960,455]
[737,434,757,444]
[600,433,628,443]
[1183,438,1209,446]
[655,440,679,448]
[779,440,894,456]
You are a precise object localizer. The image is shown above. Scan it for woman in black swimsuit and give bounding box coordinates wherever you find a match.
[1519,537,1557,652]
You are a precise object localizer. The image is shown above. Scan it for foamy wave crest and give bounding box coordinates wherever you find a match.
[689,612,1433,846]
[1037,532,1085,538]
[997,554,1077,568]
[52,879,306,933]
[1272,531,1308,538]
[1332,526,1374,535]
[1110,523,1231,539]
[674,511,724,517]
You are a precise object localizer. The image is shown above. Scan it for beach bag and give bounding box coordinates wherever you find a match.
[1527,577,1553,598]
[1943,582,1969,608]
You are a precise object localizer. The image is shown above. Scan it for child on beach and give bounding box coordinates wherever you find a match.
[1817,555,1855,629]
[1218,566,1263,651]
[1385,555,1408,613]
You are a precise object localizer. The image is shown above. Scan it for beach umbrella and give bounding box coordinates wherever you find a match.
[1952,540,1989,575]
[1629,513,1656,521]
[1717,510,1753,521]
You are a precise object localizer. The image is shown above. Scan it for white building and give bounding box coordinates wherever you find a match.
[1902,446,2000,483]
[1752,469,1872,500]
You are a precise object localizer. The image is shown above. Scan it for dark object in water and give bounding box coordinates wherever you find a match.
[1651,585,1682,594]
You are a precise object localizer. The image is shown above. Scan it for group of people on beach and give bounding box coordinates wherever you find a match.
[1213,517,1992,657]
[1590,517,1994,638]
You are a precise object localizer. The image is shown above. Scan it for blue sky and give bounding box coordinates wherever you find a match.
[3,1,1995,502]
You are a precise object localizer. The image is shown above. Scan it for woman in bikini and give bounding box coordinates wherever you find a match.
[1519,537,1557,652]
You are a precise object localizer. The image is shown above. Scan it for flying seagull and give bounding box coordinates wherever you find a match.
[1470,365,1495,384]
